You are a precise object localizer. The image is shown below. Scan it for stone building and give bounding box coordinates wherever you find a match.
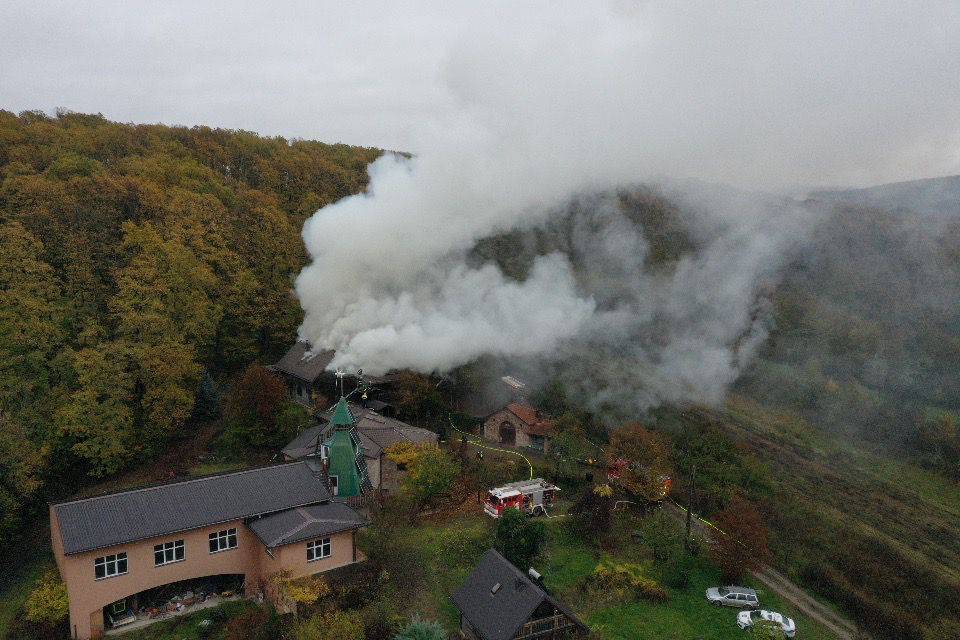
[483,403,556,453]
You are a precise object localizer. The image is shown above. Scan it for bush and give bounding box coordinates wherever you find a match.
[293,610,365,640]
[24,569,68,624]
[224,607,277,640]
[663,551,697,589]
[494,508,545,571]
[589,560,668,602]
[394,616,447,640]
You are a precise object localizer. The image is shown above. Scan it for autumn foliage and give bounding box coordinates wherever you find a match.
[0,109,379,544]
[606,422,672,501]
[708,495,771,582]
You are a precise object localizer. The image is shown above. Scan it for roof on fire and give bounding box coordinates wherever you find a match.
[53,462,330,555]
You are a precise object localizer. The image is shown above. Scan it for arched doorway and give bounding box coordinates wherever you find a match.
[498,421,516,446]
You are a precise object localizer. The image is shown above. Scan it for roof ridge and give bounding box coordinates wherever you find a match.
[268,505,360,548]
[52,462,308,507]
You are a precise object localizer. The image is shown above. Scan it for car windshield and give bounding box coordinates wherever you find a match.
[718,587,730,595]
[750,610,764,619]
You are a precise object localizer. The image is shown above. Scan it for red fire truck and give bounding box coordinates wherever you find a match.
[483,478,560,518]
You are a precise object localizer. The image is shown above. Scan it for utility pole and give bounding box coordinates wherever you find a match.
[685,461,697,552]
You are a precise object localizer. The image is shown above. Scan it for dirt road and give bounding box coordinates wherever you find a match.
[665,501,866,640]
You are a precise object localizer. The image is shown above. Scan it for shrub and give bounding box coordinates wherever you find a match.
[224,607,277,640]
[494,508,545,571]
[590,560,668,602]
[394,616,447,640]
[293,610,365,640]
[663,551,697,589]
[569,484,613,542]
[24,569,68,624]
[403,446,459,510]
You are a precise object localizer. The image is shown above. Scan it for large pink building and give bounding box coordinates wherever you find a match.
[50,462,365,639]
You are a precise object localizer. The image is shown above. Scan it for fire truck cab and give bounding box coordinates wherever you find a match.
[484,478,560,518]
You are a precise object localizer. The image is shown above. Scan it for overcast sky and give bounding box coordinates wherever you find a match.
[2,1,959,189]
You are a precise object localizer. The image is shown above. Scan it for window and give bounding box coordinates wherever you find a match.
[306,537,331,562]
[329,475,339,496]
[209,528,238,553]
[154,539,185,566]
[94,553,128,580]
[320,445,329,460]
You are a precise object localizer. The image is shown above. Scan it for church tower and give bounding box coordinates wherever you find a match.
[322,396,371,497]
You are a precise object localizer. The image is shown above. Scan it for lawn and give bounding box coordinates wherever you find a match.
[399,504,841,640]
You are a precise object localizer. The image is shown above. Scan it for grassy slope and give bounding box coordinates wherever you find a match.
[722,395,960,583]
[407,509,840,640]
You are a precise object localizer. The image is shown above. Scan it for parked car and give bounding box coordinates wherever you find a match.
[705,586,759,608]
[737,609,796,638]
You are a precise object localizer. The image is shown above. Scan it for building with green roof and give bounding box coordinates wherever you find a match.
[322,397,370,497]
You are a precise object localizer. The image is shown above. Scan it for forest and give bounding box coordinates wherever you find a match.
[1,111,959,640]
[0,109,381,542]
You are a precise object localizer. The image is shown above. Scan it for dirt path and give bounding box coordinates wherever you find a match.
[665,501,866,640]
[753,566,861,640]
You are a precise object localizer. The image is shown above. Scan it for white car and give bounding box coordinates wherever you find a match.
[737,609,796,638]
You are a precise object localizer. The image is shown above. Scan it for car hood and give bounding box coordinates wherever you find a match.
[706,588,721,599]
[737,611,751,622]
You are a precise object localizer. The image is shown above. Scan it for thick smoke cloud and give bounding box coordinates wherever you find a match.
[294,3,960,413]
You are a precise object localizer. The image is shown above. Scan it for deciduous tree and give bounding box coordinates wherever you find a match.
[708,495,771,582]
[607,422,672,501]
[494,507,545,571]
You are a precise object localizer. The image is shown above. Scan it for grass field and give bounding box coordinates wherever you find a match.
[400,506,841,640]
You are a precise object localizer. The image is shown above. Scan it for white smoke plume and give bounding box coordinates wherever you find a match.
[294,3,960,413]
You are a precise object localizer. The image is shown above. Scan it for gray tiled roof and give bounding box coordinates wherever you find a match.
[247,502,366,548]
[281,403,438,461]
[270,341,335,382]
[54,462,330,555]
[451,549,587,640]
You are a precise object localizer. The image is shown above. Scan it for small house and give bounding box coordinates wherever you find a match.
[452,549,588,640]
[483,403,556,453]
[267,341,336,407]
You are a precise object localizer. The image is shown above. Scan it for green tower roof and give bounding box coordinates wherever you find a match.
[330,396,355,429]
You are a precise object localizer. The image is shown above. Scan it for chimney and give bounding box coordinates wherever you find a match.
[528,568,542,583]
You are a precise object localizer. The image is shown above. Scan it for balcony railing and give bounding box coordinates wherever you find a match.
[514,614,577,639]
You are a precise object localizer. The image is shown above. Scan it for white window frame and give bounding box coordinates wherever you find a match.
[154,539,185,566]
[329,474,339,496]
[94,552,128,580]
[208,528,238,554]
[306,537,331,562]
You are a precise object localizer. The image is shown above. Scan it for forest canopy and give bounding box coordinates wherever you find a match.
[0,109,380,540]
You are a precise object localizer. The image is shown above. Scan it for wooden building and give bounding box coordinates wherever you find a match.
[452,549,588,640]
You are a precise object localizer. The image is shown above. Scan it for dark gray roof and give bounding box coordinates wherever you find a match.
[54,462,330,555]
[248,502,366,548]
[281,402,438,461]
[270,341,335,382]
[451,549,587,640]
